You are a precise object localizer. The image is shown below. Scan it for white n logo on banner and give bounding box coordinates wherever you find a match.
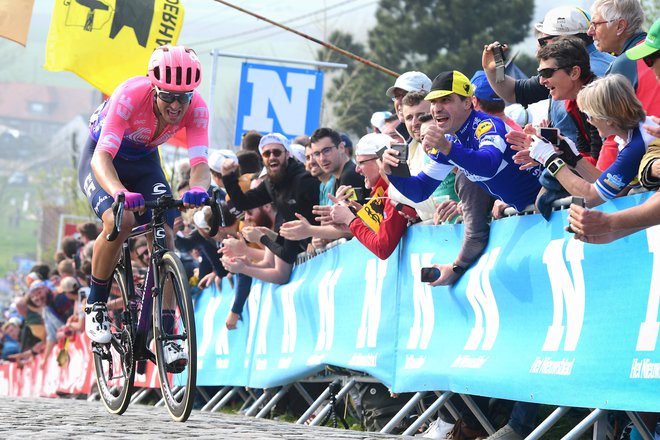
[407,253,435,350]
[356,259,387,349]
[280,279,303,354]
[542,238,585,352]
[464,248,501,351]
[315,268,342,352]
[637,226,660,351]
[243,69,317,135]
[244,282,262,360]
[255,284,273,356]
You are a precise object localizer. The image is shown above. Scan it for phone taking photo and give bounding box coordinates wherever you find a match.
[492,43,506,83]
[389,143,411,177]
[540,127,560,146]
[421,267,441,283]
[566,196,586,234]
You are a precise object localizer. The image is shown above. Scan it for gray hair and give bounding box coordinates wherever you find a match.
[591,0,644,34]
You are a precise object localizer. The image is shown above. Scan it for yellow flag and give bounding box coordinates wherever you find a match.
[0,0,35,46]
[44,0,185,96]
[356,187,386,233]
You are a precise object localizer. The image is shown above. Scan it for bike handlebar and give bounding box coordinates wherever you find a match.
[106,189,222,241]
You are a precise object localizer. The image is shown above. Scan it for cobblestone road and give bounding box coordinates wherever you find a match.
[1,397,411,439]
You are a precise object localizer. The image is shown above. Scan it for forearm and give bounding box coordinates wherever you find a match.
[307,225,352,240]
[388,172,441,203]
[483,70,517,103]
[555,167,603,207]
[610,192,660,231]
[189,163,211,191]
[455,173,492,267]
[239,259,292,285]
[574,159,602,184]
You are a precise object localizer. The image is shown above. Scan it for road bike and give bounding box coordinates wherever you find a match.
[91,192,219,422]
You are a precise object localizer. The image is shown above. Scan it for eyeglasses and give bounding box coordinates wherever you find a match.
[154,86,194,105]
[537,65,571,79]
[356,157,378,167]
[537,35,555,48]
[312,146,337,158]
[589,19,614,30]
[262,149,285,159]
[643,51,660,68]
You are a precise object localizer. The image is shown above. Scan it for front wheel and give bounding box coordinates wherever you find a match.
[153,252,196,422]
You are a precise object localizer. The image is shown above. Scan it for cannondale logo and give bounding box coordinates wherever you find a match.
[152,183,167,195]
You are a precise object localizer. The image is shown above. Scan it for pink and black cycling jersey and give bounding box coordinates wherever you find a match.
[89,76,209,166]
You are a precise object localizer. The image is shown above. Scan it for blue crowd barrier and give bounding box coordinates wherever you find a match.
[195,192,659,412]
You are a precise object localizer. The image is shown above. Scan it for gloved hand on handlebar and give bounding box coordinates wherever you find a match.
[114,190,145,210]
[182,186,209,206]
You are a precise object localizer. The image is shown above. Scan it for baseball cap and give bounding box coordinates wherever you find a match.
[370,111,393,131]
[425,71,475,101]
[208,149,238,173]
[386,71,432,97]
[626,18,660,60]
[58,276,80,294]
[470,70,502,102]
[258,132,291,155]
[28,280,48,293]
[289,143,306,163]
[356,133,392,156]
[535,6,591,36]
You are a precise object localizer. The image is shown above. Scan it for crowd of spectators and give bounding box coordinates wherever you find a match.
[2,1,659,438]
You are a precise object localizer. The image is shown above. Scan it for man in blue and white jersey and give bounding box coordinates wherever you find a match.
[382,70,542,285]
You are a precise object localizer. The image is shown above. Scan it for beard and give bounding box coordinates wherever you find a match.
[267,162,287,183]
[244,207,274,229]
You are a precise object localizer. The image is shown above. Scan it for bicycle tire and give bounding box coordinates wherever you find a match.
[153,251,197,422]
[93,266,135,415]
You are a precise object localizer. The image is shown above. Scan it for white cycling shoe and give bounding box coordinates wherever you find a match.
[163,341,189,372]
[85,302,112,344]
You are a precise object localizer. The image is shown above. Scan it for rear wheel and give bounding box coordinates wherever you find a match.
[153,252,196,422]
[92,267,135,415]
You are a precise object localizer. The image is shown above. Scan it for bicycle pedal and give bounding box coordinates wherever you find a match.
[166,360,188,374]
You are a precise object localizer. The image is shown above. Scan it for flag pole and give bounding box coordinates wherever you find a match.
[212,0,400,78]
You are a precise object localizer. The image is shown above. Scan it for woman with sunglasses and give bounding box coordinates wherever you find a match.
[76,44,211,358]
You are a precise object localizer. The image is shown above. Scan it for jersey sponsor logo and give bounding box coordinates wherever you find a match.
[93,195,109,213]
[602,172,626,190]
[152,183,167,195]
[476,120,494,139]
[83,173,96,197]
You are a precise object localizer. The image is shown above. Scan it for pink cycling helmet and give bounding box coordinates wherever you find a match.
[148,45,202,92]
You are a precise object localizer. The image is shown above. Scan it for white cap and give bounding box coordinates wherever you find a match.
[386,71,432,97]
[258,132,291,154]
[289,143,306,163]
[208,149,238,172]
[504,103,531,128]
[535,6,591,36]
[356,133,392,156]
[370,111,393,131]
[193,206,212,230]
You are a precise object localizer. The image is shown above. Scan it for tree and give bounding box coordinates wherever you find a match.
[640,0,659,29]
[318,0,534,136]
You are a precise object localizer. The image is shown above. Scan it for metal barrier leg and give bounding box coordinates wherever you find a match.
[402,391,454,436]
[211,387,239,412]
[256,384,293,418]
[245,389,272,417]
[592,411,611,440]
[197,387,211,403]
[380,392,427,434]
[201,387,231,412]
[562,408,607,440]
[308,379,357,427]
[295,386,332,424]
[459,394,496,436]
[625,411,655,440]
[239,388,257,412]
[293,382,315,406]
[526,406,570,440]
[130,388,153,405]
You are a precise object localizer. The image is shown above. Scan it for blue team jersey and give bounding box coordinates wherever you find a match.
[389,110,541,211]
[595,117,659,200]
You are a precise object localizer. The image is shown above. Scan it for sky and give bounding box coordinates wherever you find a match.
[2,0,595,146]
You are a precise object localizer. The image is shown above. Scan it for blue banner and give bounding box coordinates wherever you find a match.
[234,62,324,146]
[195,193,660,411]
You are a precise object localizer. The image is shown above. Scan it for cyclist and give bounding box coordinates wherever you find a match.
[77,45,211,369]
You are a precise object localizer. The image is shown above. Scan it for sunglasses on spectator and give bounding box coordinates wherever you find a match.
[537,65,570,79]
[643,51,660,68]
[537,35,555,48]
[312,146,337,158]
[154,86,194,105]
[262,149,285,159]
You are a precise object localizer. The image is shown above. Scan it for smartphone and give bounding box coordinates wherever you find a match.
[566,196,586,234]
[540,127,560,146]
[348,187,364,201]
[492,43,506,83]
[389,143,411,177]
[421,267,441,283]
[391,143,409,161]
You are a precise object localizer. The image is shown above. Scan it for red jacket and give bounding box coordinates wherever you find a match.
[349,178,408,260]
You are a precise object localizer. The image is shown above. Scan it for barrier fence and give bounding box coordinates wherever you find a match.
[1,192,658,436]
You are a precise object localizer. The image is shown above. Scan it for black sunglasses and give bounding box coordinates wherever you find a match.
[537,35,555,48]
[262,149,285,159]
[155,86,194,105]
[537,65,571,79]
[643,51,660,68]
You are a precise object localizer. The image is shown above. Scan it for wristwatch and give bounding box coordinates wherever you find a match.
[546,157,566,177]
[452,264,466,276]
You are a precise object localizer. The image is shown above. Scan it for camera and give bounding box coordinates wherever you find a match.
[492,43,506,83]
[420,267,440,283]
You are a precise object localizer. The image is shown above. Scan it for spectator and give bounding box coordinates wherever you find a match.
[370,111,393,133]
[240,129,263,155]
[305,143,335,206]
[381,113,406,143]
[41,277,78,365]
[385,71,433,142]
[1,318,22,359]
[382,70,542,286]
[77,222,99,245]
[61,236,83,269]
[310,127,364,201]
[340,133,354,159]
[237,150,262,175]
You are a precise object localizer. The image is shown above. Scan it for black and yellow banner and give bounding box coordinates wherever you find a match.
[44,0,185,95]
